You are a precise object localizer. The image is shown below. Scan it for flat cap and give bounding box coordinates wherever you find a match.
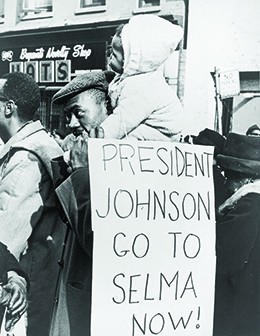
[52,70,115,105]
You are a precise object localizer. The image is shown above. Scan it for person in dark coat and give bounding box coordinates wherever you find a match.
[192,128,228,218]
[0,242,29,332]
[50,70,114,336]
[213,132,260,336]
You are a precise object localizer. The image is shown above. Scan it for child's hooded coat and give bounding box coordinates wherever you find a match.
[101,14,184,141]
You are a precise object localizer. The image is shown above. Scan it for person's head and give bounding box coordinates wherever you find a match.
[246,124,260,136]
[64,89,108,135]
[0,72,40,142]
[109,24,124,75]
[216,132,260,195]
[110,15,183,77]
[52,71,115,136]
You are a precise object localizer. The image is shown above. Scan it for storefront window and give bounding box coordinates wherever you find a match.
[138,0,160,7]
[23,0,52,15]
[80,0,106,7]
[0,0,5,21]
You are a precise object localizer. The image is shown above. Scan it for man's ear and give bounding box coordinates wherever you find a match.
[4,100,16,117]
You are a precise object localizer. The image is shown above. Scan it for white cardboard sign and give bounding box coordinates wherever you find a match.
[219,69,240,98]
[89,139,216,336]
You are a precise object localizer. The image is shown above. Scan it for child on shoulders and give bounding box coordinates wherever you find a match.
[99,14,184,141]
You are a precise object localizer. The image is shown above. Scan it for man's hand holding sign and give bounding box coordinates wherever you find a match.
[88,139,216,336]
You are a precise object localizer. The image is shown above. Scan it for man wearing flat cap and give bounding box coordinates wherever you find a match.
[53,70,114,151]
[50,70,114,336]
[213,132,260,336]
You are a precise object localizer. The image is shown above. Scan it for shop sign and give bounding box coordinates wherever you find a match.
[0,42,106,85]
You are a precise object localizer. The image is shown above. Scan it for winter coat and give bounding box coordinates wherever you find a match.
[101,15,184,141]
[0,121,65,336]
[0,242,29,286]
[213,181,260,336]
[50,165,92,336]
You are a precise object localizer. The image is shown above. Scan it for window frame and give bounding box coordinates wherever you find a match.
[134,0,161,14]
[0,0,5,23]
[21,0,53,20]
[80,0,106,7]
[75,0,106,15]
[138,0,161,8]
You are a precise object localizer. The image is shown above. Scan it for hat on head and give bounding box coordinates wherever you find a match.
[216,132,260,177]
[246,124,260,136]
[193,128,225,157]
[52,70,115,105]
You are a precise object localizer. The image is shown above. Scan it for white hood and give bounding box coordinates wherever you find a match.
[121,14,183,77]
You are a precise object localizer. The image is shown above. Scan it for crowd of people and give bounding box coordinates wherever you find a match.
[0,13,259,336]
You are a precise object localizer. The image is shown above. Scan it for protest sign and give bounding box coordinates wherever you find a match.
[88,139,216,336]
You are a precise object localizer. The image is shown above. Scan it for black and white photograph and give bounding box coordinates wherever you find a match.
[0,0,259,335]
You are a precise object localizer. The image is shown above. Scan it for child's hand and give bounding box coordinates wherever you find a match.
[3,271,28,330]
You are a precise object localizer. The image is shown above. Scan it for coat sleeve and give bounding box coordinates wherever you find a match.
[100,79,156,139]
[216,193,260,275]
[0,150,46,260]
[0,242,29,286]
[55,168,92,256]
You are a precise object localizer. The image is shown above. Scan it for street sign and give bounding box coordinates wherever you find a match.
[219,69,240,99]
